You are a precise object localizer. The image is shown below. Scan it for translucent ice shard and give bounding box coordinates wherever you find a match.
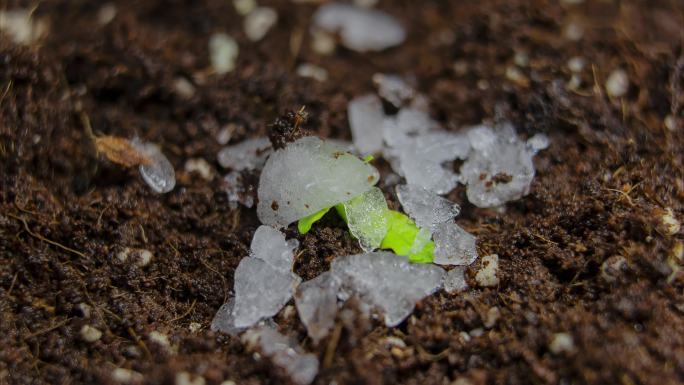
[294,271,341,343]
[331,252,445,326]
[210,298,245,336]
[339,187,389,252]
[243,326,319,385]
[396,184,460,231]
[460,123,536,207]
[432,222,477,266]
[132,140,176,193]
[312,3,406,52]
[232,257,301,328]
[217,137,272,171]
[257,136,379,227]
[250,225,299,272]
[348,94,385,155]
[443,266,469,293]
[396,131,470,194]
[372,73,414,108]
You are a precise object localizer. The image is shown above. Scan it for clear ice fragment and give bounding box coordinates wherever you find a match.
[348,94,385,155]
[217,137,272,171]
[396,184,460,230]
[250,225,299,272]
[432,222,478,266]
[340,187,389,252]
[132,140,176,194]
[444,266,469,293]
[294,271,340,343]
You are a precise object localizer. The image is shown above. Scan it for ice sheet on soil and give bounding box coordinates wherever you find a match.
[331,252,445,327]
[243,326,319,385]
[312,3,406,52]
[257,136,379,227]
[131,140,176,193]
[294,271,341,343]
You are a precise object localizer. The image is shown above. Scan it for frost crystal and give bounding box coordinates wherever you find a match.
[294,272,340,343]
[331,252,445,327]
[132,140,176,193]
[312,3,406,52]
[243,326,319,385]
[250,225,299,272]
[396,184,460,231]
[444,266,469,293]
[257,136,379,227]
[340,187,389,252]
[460,124,536,208]
[218,137,272,171]
[432,222,478,266]
[348,94,385,155]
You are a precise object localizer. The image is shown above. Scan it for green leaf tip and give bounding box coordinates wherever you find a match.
[362,155,375,163]
[381,210,434,263]
[297,207,331,234]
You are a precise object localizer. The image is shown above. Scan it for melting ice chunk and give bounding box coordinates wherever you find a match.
[294,272,341,343]
[432,222,477,266]
[396,184,460,230]
[372,73,414,108]
[444,266,469,293]
[340,187,389,252]
[348,94,385,155]
[230,226,301,328]
[242,326,319,385]
[218,137,272,171]
[250,225,299,272]
[331,252,444,327]
[395,132,470,194]
[210,298,245,336]
[232,257,301,328]
[257,136,379,227]
[460,123,536,208]
[312,3,406,52]
[132,140,176,193]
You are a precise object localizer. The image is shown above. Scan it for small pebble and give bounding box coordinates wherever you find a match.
[549,332,575,354]
[672,241,683,260]
[0,9,48,45]
[209,33,239,74]
[112,368,143,384]
[505,66,529,87]
[563,21,584,41]
[453,60,468,76]
[184,158,213,180]
[600,255,627,283]
[244,7,278,42]
[513,51,529,67]
[216,124,235,145]
[567,56,585,73]
[77,302,91,318]
[296,63,329,82]
[605,69,629,98]
[483,306,500,328]
[475,254,499,287]
[117,248,153,267]
[189,322,202,333]
[665,115,678,131]
[173,77,195,99]
[176,372,206,385]
[311,29,336,55]
[469,328,484,338]
[97,3,117,25]
[233,0,256,16]
[80,325,103,342]
[661,208,680,235]
[220,381,237,385]
[149,331,172,351]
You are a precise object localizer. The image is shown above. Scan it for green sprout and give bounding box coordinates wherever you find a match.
[297,196,435,264]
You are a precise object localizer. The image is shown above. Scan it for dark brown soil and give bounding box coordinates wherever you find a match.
[2,1,684,384]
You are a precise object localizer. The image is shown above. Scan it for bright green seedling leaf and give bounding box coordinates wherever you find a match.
[298,207,332,234]
[362,155,375,163]
[381,210,435,264]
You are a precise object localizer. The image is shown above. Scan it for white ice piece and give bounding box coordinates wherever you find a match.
[312,3,406,52]
[250,225,299,272]
[396,184,460,230]
[257,136,379,227]
[217,137,272,171]
[210,298,246,336]
[348,94,385,155]
[209,33,239,74]
[244,7,278,42]
[460,124,536,207]
[331,252,445,327]
[243,326,319,385]
[294,271,341,343]
[132,140,176,193]
[372,73,414,108]
[432,222,478,266]
[232,257,301,328]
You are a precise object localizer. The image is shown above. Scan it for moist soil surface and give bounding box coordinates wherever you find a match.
[2,1,684,384]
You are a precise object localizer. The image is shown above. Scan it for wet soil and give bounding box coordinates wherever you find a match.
[1,1,684,384]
